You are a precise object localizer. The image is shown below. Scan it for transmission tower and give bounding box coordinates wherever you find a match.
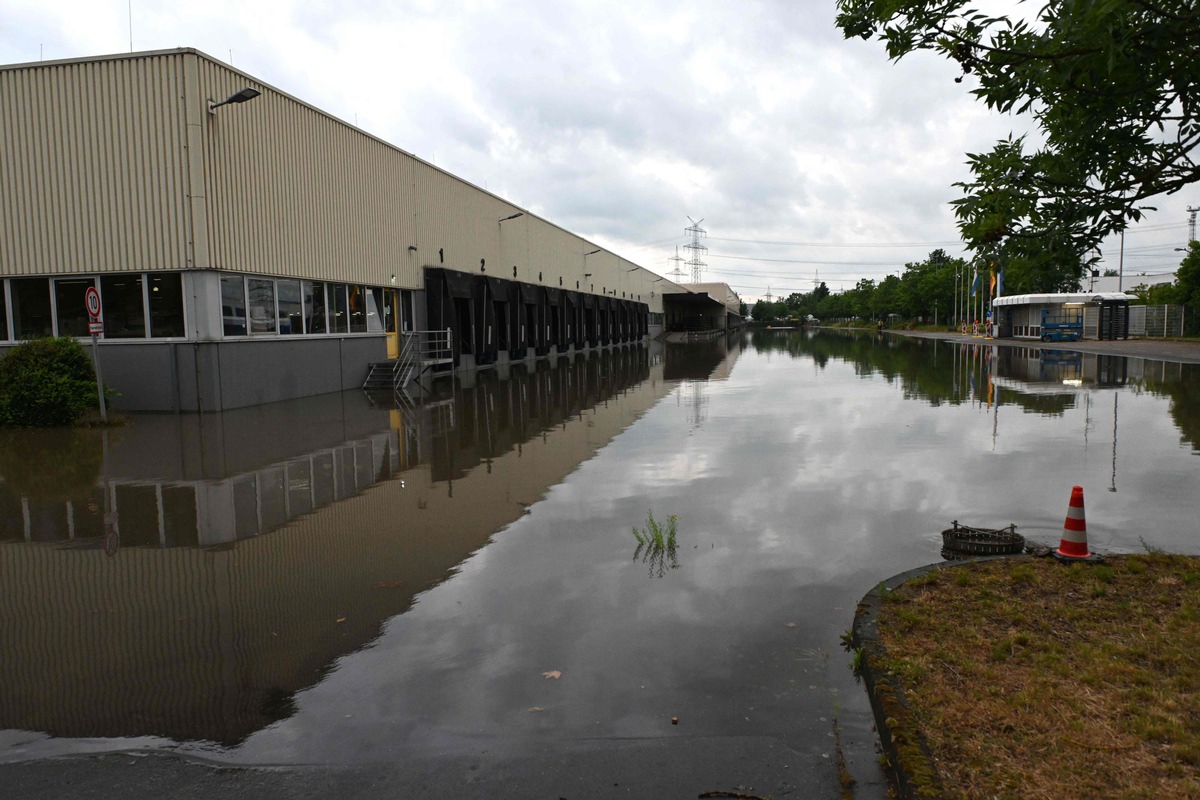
[1188,205,1198,243]
[667,246,686,282]
[684,217,707,283]
[764,286,774,303]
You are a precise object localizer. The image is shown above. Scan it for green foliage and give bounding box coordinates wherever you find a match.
[0,338,100,427]
[836,1,1200,264]
[1175,241,1200,311]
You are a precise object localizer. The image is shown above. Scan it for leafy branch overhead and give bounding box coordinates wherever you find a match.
[836,1,1200,265]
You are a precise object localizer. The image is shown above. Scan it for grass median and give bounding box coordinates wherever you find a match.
[868,553,1200,799]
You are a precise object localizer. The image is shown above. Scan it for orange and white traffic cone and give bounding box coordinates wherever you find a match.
[1054,485,1098,561]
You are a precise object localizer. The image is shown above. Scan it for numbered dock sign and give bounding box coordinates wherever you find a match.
[85,286,103,334]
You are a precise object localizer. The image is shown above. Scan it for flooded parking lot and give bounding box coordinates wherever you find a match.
[2,331,1197,794]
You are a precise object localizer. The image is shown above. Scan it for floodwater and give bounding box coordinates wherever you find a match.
[1,331,1198,789]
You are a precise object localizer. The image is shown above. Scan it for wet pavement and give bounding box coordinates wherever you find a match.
[2,331,1198,798]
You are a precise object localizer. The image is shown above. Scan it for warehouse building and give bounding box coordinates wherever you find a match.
[0,48,698,412]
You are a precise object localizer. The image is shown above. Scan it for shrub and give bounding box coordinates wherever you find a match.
[0,338,99,427]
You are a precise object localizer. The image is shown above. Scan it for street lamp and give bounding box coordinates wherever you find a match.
[209,87,261,113]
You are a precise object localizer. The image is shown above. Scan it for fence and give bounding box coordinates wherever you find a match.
[1128,305,1186,338]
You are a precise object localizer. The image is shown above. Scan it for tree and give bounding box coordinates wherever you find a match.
[1174,240,1200,310]
[836,2,1200,264]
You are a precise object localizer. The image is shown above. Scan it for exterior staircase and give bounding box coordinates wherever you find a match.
[362,330,454,399]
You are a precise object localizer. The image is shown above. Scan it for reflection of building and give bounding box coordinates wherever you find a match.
[0,49,703,412]
[0,346,667,746]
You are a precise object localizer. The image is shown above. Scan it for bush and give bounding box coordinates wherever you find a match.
[0,338,100,427]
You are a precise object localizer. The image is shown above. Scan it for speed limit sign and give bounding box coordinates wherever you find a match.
[84,286,101,320]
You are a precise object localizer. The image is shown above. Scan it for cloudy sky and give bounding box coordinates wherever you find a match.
[2,0,1192,301]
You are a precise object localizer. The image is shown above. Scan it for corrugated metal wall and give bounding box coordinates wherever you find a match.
[197,56,419,287]
[1,49,673,312]
[0,53,192,276]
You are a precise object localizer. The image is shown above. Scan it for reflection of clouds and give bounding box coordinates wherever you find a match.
[216,335,1200,766]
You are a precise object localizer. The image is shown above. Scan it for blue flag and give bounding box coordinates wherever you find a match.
[996,269,1005,297]
[970,267,981,297]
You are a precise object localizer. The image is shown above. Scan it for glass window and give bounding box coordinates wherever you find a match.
[331,284,349,333]
[0,282,8,340]
[366,287,385,333]
[277,279,302,335]
[401,289,414,332]
[383,289,396,334]
[348,285,367,333]
[220,276,247,336]
[101,274,146,338]
[53,278,95,338]
[304,281,328,334]
[247,278,276,335]
[149,273,185,338]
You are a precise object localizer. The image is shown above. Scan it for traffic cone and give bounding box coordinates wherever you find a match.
[1054,485,1095,561]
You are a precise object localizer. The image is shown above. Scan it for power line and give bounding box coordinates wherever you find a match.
[707,236,963,248]
[709,253,906,266]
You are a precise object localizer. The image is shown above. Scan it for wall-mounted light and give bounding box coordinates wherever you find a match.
[209,87,261,113]
[390,274,396,285]
[407,245,417,252]
[499,212,524,223]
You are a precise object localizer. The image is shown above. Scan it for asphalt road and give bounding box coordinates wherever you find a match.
[0,735,839,799]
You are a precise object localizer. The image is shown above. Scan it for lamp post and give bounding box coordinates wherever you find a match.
[209,87,261,113]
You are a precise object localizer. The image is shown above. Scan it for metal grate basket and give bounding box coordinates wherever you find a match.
[941,521,1024,556]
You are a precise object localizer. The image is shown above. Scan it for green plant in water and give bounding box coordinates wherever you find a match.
[632,512,680,577]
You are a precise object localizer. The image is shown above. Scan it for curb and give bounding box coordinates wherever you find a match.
[850,556,1017,800]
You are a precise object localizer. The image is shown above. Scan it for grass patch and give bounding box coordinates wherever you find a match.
[872,555,1200,799]
[631,512,679,577]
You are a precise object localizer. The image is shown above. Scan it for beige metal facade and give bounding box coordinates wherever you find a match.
[0,48,673,309]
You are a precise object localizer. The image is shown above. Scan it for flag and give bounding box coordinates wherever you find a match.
[996,268,1005,298]
[989,270,996,297]
[970,267,981,296]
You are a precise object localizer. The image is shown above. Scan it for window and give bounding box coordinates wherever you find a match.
[247,278,276,335]
[101,275,146,338]
[54,278,95,337]
[149,273,185,337]
[366,287,385,333]
[348,285,367,333]
[277,279,302,335]
[0,283,8,340]
[304,281,328,334]
[331,284,349,333]
[10,278,52,338]
[221,276,247,336]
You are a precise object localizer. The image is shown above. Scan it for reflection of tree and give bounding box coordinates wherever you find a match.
[0,428,104,502]
[1133,365,1200,454]
[748,329,966,406]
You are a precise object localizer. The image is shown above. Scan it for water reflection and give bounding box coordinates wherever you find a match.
[3,329,1194,784]
[0,345,665,748]
[746,328,1199,452]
